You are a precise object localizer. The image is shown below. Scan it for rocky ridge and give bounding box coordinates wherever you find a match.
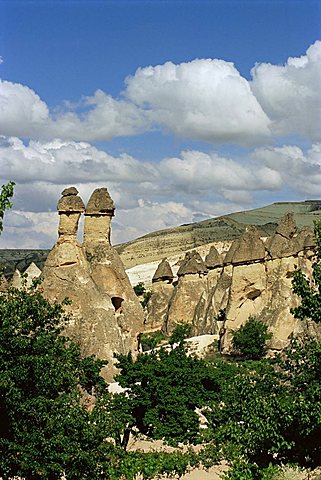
[145,213,321,352]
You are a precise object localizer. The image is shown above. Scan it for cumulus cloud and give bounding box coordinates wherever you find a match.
[0,82,146,141]
[251,40,321,141]
[252,143,321,196]
[2,136,321,248]
[159,150,282,194]
[0,41,320,144]
[0,80,49,137]
[125,59,271,145]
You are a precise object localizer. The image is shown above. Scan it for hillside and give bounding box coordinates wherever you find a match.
[1,199,321,275]
[117,199,321,267]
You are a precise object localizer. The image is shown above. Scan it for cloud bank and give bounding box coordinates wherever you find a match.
[1,136,321,248]
[1,41,320,144]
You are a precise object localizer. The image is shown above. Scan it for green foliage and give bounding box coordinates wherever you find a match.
[169,322,192,344]
[0,181,15,234]
[133,282,152,308]
[133,281,145,296]
[140,330,166,351]
[115,343,217,446]
[0,285,108,479]
[232,316,272,359]
[291,220,321,322]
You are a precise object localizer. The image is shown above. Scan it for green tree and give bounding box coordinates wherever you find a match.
[291,220,321,323]
[169,322,192,345]
[0,181,15,234]
[115,343,216,447]
[232,316,272,359]
[0,285,108,479]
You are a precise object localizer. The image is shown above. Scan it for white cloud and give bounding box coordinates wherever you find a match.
[125,59,271,145]
[159,150,282,194]
[0,82,146,141]
[252,142,321,196]
[2,136,320,249]
[0,80,49,137]
[0,41,320,144]
[251,40,321,141]
[0,57,4,65]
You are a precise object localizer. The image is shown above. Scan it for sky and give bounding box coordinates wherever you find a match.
[0,0,321,248]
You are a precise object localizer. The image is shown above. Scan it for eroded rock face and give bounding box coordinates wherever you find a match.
[146,213,319,352]
[42,187,144,381]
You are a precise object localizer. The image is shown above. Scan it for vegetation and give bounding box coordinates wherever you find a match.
[2,202,321,478]
[291,220,321,323]
[140,330,166,351]
[133,281,152,308]
[0,181,15,234]
[232,316,272,359]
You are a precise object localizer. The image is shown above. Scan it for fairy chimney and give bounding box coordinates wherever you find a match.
[205,245,223,269]
[231,226,265,265]
[84,188,115,245]
[152,258,174,283]
[177,251,208,277]
[57,187,85,238]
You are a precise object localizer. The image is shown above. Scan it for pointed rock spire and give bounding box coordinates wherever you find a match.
[205,245,223,269]
[177,250,208,277]
[152,258,174,283]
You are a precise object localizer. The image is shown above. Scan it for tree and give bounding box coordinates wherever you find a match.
[232,316,272,359]
[291,220,321,323]
[0,285,108,479]
[115,343,217,447]
[0,181,15,234]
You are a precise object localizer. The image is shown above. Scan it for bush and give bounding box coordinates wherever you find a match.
[232,316,271,359]
[169,322,192,344]
[140,330,166,351]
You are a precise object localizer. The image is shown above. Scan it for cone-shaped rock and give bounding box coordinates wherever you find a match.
[177,251,208,277]
[276,212,297,239]
[85,187,115,216]
[266,213,298,259]
[24,262,42,288]
[231,226,265,265]
[205,245,223,269]
[224,239,239,265]
[152,258,174,283]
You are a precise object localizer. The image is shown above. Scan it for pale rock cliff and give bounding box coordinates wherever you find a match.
[147,215,320,352]
[41,187,144,381]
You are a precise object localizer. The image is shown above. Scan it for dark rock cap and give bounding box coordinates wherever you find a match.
[85,187,115,215]
[231,225,265,265]
[62,186,79,196]
[177,250,208,277]
[152,258,174,283]
[223,239,239,265]
[57,187,85,213]
[276,212,297,239]
[205,245,223,269]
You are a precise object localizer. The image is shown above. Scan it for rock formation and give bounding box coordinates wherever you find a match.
[0,275,8,293]
[146,213,320,351]
[41,187,144,381]
[145,259,174,332]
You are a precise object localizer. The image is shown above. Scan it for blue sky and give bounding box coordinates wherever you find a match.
[0,0,320,248]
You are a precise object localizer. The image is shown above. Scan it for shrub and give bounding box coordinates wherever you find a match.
[232,316,272,359]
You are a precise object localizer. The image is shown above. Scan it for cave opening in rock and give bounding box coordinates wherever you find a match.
[111,296,123,313]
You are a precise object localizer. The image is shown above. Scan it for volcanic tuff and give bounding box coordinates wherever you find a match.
[1,200,321,275]
[145,217,321,351]
[40,187,144,381]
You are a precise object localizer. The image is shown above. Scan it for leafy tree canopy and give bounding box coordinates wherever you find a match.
[0,181,15,235]
[232,316,272,359]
